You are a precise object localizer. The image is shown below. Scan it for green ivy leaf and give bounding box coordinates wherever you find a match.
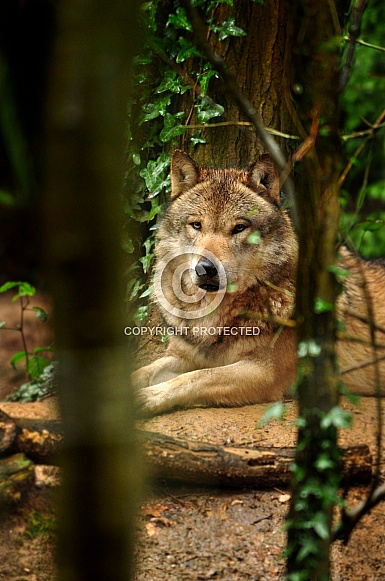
[167,7,192,31]
[313,513,330,540]
[159,113,188,142]
[212,17,246,41]
[139,94,172,123]
[176,37,202,63]
[199,69,218,95]
[321,406,352,429]
[156,70,183,94]
[314,454,335,471]
[139,154,171,194]
[196,98,224,123]
[190,131,207,147]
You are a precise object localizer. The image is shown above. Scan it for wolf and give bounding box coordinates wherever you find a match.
[133,150,385,415]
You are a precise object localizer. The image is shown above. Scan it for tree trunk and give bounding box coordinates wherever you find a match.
[43,2,142,580]
[286,2,343,579]
[178,0,294,166]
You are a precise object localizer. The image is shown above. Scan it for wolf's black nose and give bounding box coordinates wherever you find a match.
[195,257,218,278]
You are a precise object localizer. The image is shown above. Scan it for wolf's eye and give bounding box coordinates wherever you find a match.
[232,223,248,234]
[190,222,202,231]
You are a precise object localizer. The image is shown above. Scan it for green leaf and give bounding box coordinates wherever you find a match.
[199,69,218,95]
[167,7,192,31]
[313,513,330,540]
[0,321,6,328]
[321,406,352,429]
[139,284,153,299]
[10,351,27,369]
[297,340,321,358]
[159,113,188,142]
[339,382,361,404]
[33,346,53,355]
[139,94,172,123]
[296,537,319,562]
[176,37,202,63]
[314,454,335,471]
[134,305,148,321]
[190,131,207,147]
[258,401,286,427]
[212,17,246,41]
[122,235,135,254]
[247,231,261,245]
[33,307,49,322]
[0,281,36,299]
[328,263,350,280]
[27,355,50,380]
[139,154,171,194]
[314,297,334,313]
[156,70,183,94]
[196,98,224,123]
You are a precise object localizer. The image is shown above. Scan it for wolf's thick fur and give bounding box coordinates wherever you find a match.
[134,151,385,415]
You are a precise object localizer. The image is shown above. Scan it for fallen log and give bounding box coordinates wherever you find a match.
[140,431,373,488]
[0,410,374,487]
[0,409,63,464]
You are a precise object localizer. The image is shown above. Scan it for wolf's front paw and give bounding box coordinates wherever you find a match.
[135,384,174,417]
[131,367,151,389]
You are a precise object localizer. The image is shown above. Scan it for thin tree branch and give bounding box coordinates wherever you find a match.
[343,35,385,54]
[338,109,385,186]
[183,121,300,140]
[182,0,299,230]
[340,0,368,92]
[332,483,385,543]
[341,353,385,375]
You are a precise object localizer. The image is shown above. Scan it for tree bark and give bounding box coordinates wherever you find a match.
[180,0,294,166]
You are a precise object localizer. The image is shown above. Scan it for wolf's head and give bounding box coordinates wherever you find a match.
[154,151,297,322]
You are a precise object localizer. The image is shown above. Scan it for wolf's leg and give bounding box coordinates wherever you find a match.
[136,359,292,416]
[132,356,196,388]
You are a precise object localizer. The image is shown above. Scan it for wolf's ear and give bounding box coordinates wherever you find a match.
[170,150,199,198]
[246,154,281,205]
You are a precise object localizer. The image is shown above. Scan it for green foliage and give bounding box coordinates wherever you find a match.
[340,3,385,257]
[286,409,347,577]
[257,401,287,427]
[0,281,55,400]
[25,510,56,540]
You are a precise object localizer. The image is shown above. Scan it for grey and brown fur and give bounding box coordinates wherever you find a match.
[133,150,385,415]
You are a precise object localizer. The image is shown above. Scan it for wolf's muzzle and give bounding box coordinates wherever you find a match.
[195,257,220,292]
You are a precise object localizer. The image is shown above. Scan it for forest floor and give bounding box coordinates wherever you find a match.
[0,293,384,579]
[0,398,384,580]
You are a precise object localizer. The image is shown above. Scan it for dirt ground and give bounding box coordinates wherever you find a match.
[0,397,384,580]
[0,292,384,579]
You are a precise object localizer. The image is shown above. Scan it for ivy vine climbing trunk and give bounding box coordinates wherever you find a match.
[285,1,343,579]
